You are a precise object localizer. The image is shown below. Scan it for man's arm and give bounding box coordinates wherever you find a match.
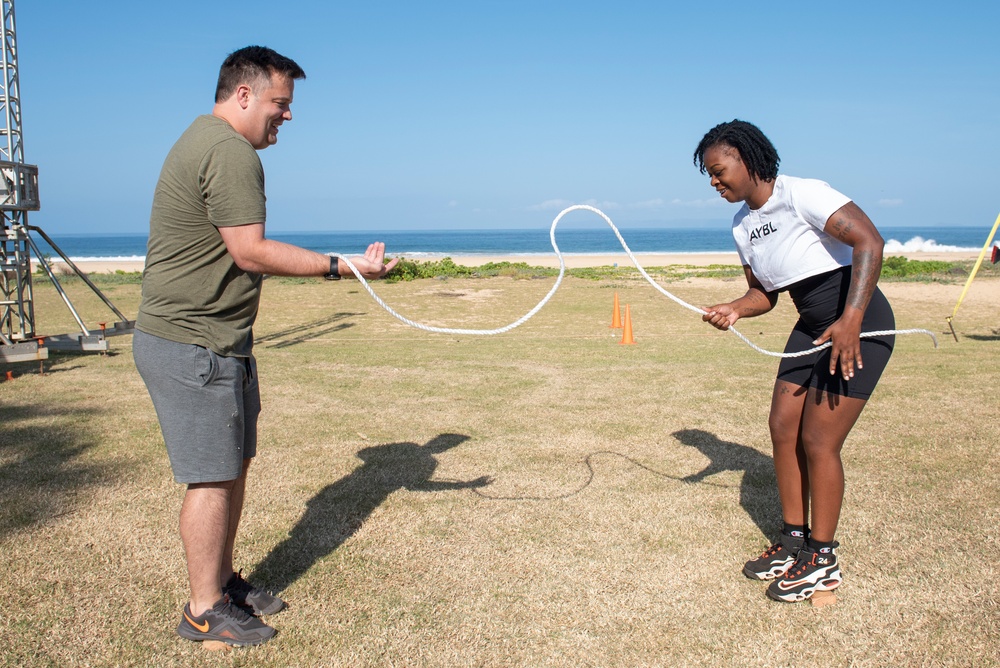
[218,223,398,279]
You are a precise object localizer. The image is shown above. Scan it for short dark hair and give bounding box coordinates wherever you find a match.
[215,45,306,102]
[693,119,780,183]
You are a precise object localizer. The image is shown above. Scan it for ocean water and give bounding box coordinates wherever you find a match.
[28,226,993,263]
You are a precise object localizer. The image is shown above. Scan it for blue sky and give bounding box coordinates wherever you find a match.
[17,1,999,235]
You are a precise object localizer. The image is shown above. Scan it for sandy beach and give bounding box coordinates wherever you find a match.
[54,250,984,275]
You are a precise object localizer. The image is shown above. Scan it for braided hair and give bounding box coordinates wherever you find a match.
[693,120,780,183]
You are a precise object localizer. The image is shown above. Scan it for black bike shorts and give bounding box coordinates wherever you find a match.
[776,266,895,400]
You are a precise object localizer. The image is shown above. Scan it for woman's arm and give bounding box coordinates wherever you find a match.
[815,201,885,379]
[702,265,778,331]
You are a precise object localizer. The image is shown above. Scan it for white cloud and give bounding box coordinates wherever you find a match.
[526,198,619,212]
[669,197,729,208]
[580,199,619,210]
[528,197,731,213]
[527,198,575,211]
[628,198,666,209]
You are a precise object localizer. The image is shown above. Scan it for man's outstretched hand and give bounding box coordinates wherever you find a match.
[342,242,399,279]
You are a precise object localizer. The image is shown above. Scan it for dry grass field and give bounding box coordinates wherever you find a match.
[1,270,998,667]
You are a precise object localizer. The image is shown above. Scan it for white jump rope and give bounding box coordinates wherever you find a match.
[329,204,938,358]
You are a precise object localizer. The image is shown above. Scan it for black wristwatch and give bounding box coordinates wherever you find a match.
[324,256,341,280]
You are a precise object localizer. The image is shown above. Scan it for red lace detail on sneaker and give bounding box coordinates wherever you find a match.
[759,543,783,558]
[786,552,818,577]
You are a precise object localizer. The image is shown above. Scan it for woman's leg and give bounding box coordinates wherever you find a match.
[768,379,810,526]
[798,388,868,541]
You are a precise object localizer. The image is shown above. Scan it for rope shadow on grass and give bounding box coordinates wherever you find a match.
[253,312,364,349]
[249,432,490,595]
[468,449,741,503]
[467,430,779,541]
[962,332,1000,342]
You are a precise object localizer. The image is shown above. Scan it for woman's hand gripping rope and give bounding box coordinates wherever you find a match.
[330,205,938,356]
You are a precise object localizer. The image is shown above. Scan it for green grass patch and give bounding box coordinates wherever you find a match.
[33,257,1000,288]
[2,275,997,666]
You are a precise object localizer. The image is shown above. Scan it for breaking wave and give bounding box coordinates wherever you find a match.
[882,236,980,253]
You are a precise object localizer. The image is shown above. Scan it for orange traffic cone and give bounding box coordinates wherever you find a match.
[610,292,622,329]
[620,304,636,344]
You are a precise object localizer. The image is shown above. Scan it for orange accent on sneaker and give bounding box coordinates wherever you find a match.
[183,610,210,633]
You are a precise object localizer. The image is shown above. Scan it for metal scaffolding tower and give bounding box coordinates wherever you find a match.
[0,0,133,365]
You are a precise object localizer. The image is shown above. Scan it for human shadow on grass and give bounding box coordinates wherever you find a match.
[0,401,112,538]
[672,428,779,540]
[250,432,490,594]
[254,312,364,349]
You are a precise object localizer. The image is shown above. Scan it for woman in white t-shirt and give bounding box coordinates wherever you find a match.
[693,119,895,603]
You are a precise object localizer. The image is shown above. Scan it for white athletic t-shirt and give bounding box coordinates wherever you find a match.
[733,175,853,292]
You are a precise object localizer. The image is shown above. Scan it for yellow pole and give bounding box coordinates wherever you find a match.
[946,211,1000,341]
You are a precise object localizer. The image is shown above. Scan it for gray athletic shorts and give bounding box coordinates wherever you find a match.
[133,330,260,484]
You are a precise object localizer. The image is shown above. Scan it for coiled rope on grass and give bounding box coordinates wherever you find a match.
[330,204,938,358]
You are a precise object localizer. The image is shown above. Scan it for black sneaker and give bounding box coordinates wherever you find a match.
[743,531,806,580]
[766,543,843,603]
[176,595,276,646]
[224,570,286,616]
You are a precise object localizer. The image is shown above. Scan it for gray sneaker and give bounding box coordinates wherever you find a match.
[224,570,286,616]
[176,595,276,646]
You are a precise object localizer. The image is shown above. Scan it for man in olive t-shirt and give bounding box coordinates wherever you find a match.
[134,45,398,647]
[137,113,266,356]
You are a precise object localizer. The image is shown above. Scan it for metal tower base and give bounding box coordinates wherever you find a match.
[0,338,46,362]
[43,320,135,352]
[1,225,135,360]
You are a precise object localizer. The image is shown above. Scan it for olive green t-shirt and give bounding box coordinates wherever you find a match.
[136,115,265,357]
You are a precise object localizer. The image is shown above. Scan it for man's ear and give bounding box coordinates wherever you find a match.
[235,84,252,110]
